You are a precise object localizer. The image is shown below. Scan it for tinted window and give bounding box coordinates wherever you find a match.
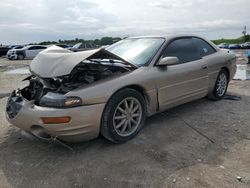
[57,44,67,48]
[13,46,23,49]
[36,46,46,49]
[192,38,216,57]
[162,38,201,63]
[28,46,36,50]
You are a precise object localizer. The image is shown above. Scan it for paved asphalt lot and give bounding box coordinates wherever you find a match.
[0,50,250,188]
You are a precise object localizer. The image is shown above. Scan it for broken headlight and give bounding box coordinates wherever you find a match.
[39,92,82,108]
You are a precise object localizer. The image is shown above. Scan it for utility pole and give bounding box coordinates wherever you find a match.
[242,26,247,42]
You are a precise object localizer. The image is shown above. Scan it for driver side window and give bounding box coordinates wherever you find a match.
[162,38,201,64]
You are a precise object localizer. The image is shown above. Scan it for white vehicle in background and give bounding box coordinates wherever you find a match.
[240,42,250,49]
[6,46,23,59]
[7,45,47,60]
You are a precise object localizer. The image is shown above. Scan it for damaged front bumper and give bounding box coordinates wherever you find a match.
[6,91,105,143]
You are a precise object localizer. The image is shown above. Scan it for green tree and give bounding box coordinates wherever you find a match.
[100,37,113,45]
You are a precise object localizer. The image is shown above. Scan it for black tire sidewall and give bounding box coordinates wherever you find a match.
[213,70,229,99]
[101,88,146,143]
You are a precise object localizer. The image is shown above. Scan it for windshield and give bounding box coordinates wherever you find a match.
[72,43,81,48]
[106,38,165,66]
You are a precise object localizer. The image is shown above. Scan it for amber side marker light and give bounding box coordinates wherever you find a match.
[41,116,71,124]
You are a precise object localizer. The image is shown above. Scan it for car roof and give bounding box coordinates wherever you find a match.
[126,34,220,51]
[127,34,205,40]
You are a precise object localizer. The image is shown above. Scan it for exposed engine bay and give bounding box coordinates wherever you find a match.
[21,60,133,104]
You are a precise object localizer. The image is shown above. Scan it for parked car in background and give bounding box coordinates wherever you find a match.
[6,46,24,59]
[12,45,23,49]
[70,42,97,52]
[56,44,70,49]
[217,43,229,49]
[7,45,47,60]
[228,44,241,49]
[6,35,236,143]
[240,42,250,49]
[0,46,11,56]
[47,44,70,49]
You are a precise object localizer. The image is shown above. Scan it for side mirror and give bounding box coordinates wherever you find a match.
[157,57,179,66]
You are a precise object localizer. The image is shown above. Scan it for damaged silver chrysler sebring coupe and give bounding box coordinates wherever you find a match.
[6,35,236,143]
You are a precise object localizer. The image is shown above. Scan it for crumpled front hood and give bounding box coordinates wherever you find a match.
[30,46,136,78]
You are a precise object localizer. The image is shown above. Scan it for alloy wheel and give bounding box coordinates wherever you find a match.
[216,73,227,97]
[113,97,143,137]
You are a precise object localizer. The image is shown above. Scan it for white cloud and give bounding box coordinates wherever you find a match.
[148,2,173,9]
[0,0,249,44]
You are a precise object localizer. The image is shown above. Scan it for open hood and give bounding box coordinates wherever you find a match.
[30,46,136,78]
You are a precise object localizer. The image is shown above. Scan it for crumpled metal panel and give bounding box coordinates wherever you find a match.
[30,46,135,78]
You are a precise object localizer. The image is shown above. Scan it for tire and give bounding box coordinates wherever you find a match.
[17,54,24,60]
[208,69,229,100]
[101,88,146,143]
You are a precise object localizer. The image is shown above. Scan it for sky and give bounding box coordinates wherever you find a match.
[0,0,249,44]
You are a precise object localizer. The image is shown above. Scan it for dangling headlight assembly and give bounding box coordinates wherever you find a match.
[39,92,82,108]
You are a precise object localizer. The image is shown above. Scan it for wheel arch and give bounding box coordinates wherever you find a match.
[100,84,148,142]
[106,84,150,116]
[207,67,230,100]
[221,66,230,79]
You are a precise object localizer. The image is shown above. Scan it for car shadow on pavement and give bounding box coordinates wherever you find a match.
[0,93,250,188]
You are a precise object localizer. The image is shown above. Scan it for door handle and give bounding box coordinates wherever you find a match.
[201,65,208,69]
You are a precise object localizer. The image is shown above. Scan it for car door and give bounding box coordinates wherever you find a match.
[35,46,46,56]
[155,37,209,111]
[25,46,37,58]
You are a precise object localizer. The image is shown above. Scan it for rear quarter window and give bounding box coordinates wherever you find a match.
[192,37,216,57]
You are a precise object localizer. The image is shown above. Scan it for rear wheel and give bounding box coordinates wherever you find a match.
[101,88,146,143]
[209,69,229,100]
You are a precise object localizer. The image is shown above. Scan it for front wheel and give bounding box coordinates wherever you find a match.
[209,69,229,100]
[101,88,146,143]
